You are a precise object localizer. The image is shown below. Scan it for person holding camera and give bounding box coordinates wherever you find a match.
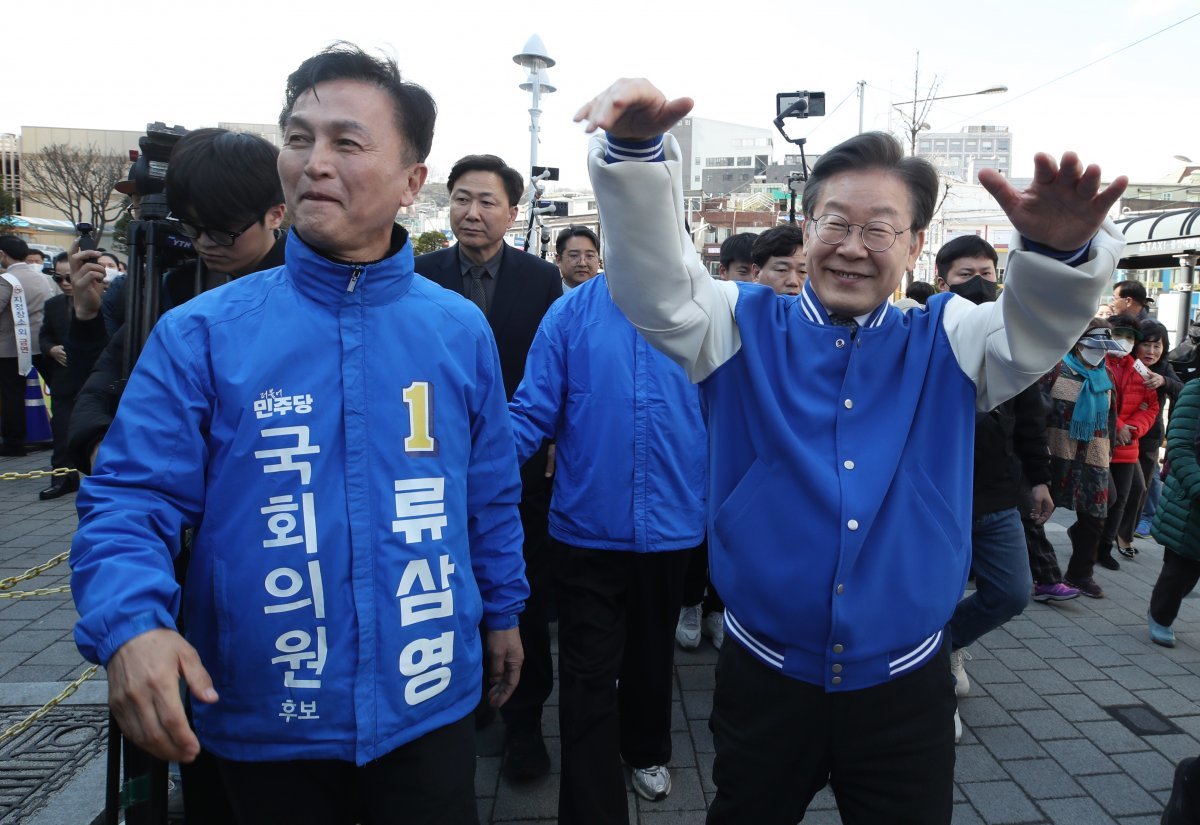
[66,128,286,475]
[0,235,55,457]
[70,43,528,824]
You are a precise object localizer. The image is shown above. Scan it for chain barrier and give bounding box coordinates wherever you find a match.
[0,664,100,743]
[0,551,70,592]
[0,467,78,481]
[0,585,71,600]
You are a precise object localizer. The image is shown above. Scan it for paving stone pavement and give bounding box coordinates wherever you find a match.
[3,446,1200,824]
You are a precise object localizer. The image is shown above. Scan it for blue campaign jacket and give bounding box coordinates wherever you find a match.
[509,275,706,551]
[71,230,528,764]
[706,284,975,691]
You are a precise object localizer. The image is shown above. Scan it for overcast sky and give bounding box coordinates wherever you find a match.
[8,0,1198,191]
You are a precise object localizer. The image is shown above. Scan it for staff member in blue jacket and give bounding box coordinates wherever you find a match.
[575,78,1127,825]
[509,269,706,824]
[70,44,528,825]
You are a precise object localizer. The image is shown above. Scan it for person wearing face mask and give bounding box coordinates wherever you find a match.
[935,237,1050,742]
[1092,315,1159,572]
[1041,320,1125,598]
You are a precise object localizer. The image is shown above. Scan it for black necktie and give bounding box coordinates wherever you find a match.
[468,266,488,314]
[829,315,859,338]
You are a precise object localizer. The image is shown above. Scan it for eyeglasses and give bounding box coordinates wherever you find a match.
[565,250,599,263]
[812,215,910,252]
[170,214,260,247]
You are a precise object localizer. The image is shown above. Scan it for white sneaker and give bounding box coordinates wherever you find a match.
[950,648,971,697]
[702,611,725,650]
[953,709,963,744]
[631,765,672,802]
[675,605,701,651]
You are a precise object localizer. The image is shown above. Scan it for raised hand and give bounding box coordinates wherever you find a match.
[979,153,1128,252]
[575,78,694,142]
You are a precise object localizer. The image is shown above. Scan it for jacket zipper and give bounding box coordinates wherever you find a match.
[347,265,363,293]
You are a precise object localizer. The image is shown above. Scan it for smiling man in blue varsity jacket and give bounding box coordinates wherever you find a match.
[70,44,528,825]
[574,78,1127,825]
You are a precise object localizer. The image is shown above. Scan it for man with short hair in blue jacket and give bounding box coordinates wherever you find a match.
[575,78,1127,825]
[70,44,528,824]
[509,271,706,824]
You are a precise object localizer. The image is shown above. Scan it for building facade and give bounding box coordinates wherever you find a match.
[917,124,1012,181]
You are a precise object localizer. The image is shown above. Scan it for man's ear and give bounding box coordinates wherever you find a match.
[751,264,761,283]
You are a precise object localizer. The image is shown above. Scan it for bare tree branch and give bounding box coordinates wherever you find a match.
[21,144,127,238]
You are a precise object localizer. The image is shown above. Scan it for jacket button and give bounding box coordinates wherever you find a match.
[833,644,844,653]
[844,398,854,409]
[836,338,846,349]
[832,676,842,685]
[843,460,855,470]
[836,584,844,595]
[832,664,843,673]
[847,519,859,531]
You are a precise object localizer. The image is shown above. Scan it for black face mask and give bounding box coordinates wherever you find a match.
[948,276,998,305]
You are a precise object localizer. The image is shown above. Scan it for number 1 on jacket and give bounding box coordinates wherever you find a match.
[403,381,437,454]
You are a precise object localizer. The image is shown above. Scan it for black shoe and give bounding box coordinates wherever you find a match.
[1118,544,1137,559]
[1096,551,1120,571]
[1163,756,1197,824]
[0,444,27,457]
[474,697,495,730]
[39,473,79,501]
[503,723,550,781]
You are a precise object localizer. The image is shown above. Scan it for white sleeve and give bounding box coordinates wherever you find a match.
[588,134,740,383]
[944,219,1126,410]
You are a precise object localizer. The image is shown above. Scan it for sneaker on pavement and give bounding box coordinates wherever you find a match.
[1032,582,1080,603]
[950,648,971,698]
[1064,576,1104,599]
[631,765,672,802]
[702,611,725,650]
[953,709,963,744]
[675,605,701,651]
[1134,519,1152,539]
[1118,544,1137,559]
[1149,614,1177,648]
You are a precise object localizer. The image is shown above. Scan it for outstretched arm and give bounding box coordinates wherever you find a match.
[578,78,741,383]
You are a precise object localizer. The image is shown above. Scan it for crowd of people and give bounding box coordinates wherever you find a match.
[3,40,1200,825]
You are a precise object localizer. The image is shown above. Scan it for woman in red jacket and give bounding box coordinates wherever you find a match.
[1096,314,1160,571]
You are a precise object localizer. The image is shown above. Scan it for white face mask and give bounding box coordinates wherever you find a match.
[1113,337,1134,355]
[1078,346,1107,367]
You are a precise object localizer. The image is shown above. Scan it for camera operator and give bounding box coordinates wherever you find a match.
[67,128,286,474]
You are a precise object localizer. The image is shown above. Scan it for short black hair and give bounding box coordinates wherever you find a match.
[720,232,756,268]
[1140,319,1171,352]
[556,225,599,256]
[280,42,437,164]
[905,280,936,305]
[935,235,998,280]
[1109,312,1143,338]
[25,249,45,261]
[95,251,121,269]
[802,131,938,231]
[750,225,805,268]
[0,235,30,261]
[53,252,69,266]
[167,128,284,230]
[1114,280,1150,306]
[447,155,524,209]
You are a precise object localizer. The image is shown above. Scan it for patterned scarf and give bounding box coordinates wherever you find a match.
[1062,351,1112,441]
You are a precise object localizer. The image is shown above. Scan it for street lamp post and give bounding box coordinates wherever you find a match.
[513,35,556,176]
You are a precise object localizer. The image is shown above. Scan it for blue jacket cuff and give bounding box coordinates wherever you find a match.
[483,612,521,631]
[1021,236,1092,267]
[605,135,665,164]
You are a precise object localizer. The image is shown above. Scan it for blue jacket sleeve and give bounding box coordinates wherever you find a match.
[508,304,569,466]
[70,312,211,665]
[466,328,530,631]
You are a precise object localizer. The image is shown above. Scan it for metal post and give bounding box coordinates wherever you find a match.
[857,80,865,134]
[529,79,541,173]
[1177,254,1196,337]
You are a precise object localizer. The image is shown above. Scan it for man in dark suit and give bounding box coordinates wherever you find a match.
[37,253,81,499]
[414,154,561,780]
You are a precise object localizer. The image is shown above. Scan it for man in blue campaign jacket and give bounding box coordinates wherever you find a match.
[70,45,527,824]
[576,80,1127,825]
[509,272,706,824]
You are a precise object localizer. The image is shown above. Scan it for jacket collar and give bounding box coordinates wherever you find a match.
[285,225,415,308]
[796,280,889,330]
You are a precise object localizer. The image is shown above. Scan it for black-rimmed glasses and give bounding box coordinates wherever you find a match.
[170,214,260,247]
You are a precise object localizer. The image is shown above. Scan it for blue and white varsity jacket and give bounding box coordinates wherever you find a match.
[71,229,528,764]
[509,274,706,551]
[589,133,1125,691]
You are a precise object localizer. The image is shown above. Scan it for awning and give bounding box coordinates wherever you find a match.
[1115,208,1200,270]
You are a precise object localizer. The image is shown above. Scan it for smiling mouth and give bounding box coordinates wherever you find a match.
[831,270,870,282]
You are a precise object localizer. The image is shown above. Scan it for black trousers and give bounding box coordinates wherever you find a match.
[1118,443,1159,543]
[707,640,956,825]
[0,357,25,447]
[1020,480,1065,585]
[681,538,724,613]
[214,714,478,825]
[1102,462,1139,546]
[1065,512,1106,582]
[1150,547,1200,627]
[552,540,692,825]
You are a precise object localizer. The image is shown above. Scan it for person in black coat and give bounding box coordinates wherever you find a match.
[414,153,561,780]
[36,257,82,498]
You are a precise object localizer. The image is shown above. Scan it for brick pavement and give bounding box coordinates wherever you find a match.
[3,443,1200,823]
